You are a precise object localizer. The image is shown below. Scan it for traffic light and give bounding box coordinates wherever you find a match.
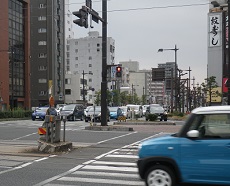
[116,66,122,78]
[73,6,88,28]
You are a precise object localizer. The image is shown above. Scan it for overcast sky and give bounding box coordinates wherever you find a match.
[68,0,210,85]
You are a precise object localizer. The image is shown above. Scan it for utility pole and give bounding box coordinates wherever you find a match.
[101,0,108,126]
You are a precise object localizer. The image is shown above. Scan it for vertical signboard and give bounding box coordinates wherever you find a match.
[209,14,221,47]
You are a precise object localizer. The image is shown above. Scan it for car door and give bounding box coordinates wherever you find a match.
[180,114,230,184]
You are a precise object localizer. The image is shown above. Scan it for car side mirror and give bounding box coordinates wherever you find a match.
[187,130,199,138]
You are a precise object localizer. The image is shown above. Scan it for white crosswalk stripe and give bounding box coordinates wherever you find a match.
[42,143,145,186]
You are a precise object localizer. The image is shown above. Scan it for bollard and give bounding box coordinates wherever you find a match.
[62,115,67,142]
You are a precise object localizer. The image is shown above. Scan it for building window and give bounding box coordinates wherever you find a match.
[75,41,78,45]
[89,56,92,60]
[65,89,71,95]
[38,41,47,45]
[75,57,78,60]
[38,16,47,21]
[38,79,47,83]
[39,4,46,8]
[97,43,100,47]
[89,78,92,82]
[89,64,92,67]
[39,91,47,96]
[89,71,92,74]
[38,66,47,71]
[38,28,47,33]
[97,48,100,52]
[38,53,47,58]
[65,78,71,84]
[75,64,78,68]
[75,49,78,53]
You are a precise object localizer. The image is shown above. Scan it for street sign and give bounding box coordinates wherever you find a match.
[111,66,116,80]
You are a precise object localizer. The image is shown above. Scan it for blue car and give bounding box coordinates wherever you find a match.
[32,107,49,121]
[138,106,230,186]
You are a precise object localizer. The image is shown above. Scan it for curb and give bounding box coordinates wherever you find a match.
[37,140,73,153]
[85,125,134,131]
[113,121,176,125]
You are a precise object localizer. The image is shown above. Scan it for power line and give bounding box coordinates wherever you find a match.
[108,3,210,13]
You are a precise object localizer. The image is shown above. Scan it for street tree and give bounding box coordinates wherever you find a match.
[201,76,219,106]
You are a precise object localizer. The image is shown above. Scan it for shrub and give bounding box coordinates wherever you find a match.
[148,114,158,121]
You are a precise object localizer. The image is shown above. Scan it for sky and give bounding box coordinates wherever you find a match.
[68,0,210,85]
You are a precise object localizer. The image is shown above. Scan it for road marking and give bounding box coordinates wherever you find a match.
[12,132,37,140]
[106,154,138,159]
[58,177,144,185]
[82,165,138,172]
[97,131,138,144]
[72,170,139,178]
[92,160,136,166]
[34,165,84,186]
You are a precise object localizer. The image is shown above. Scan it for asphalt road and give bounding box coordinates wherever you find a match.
[0,119,183,186]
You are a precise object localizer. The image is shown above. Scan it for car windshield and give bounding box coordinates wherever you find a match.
[150,106,164,112]
[36,107,48,112]
[89,107,101,112]
[110,107,118,112]
[62,104,75,111]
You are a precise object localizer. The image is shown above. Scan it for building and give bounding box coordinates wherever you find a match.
[0,0,31,110]
[68,31,115,93]
[119,60,139,72]
[30,0,65,107]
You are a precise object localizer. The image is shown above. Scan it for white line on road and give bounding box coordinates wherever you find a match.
[106,154,138,159]
[72,170,139,178]
[12,132,37,140]
[58,177,144,185]
[92,160,136,166]
[82,165,138,172]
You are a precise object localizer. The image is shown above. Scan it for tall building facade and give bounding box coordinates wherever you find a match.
[68,31,115,92]
[30,0,65,107]
[0,0,31,110]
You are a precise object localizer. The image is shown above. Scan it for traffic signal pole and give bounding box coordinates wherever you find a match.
[101,0,108,126]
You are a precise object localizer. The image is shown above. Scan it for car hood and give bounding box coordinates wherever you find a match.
[139,134,179,158]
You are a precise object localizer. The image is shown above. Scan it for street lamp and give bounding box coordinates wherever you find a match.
[158,45,179,111]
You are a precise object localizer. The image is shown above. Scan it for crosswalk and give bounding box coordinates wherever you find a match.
[37,142,145,186]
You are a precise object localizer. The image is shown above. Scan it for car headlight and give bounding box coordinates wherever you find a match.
[98,113,101,116]
[164,111,168,115]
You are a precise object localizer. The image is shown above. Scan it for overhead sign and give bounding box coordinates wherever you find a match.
[152,68,165,81]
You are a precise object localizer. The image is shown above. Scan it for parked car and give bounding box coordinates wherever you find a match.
[59,104,84,121]
[84,106,93,118]
[119,106,129,118]
[32,107,49,121]
[126,104,143,118]
[109,107,124,120]
[142,104,149,116]
[145,104,167,121]
[138,105,230,186]
[85,106,110,122]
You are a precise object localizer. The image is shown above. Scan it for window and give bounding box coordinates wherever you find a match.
[38,16,47,21]
[75,57,78,60]
[65,78,71,84]
[97,48,100,52]
[97,43,100,47]
[89,78,92,82]
[39,91,47,96]
[75,41,78,45]
[38,41,47,45]
[89,64,92,67]
[38,28,47,33]
[38,53,47,58]
[189,114,230,139]
[38,66,47,71]
[39,4,46,8]
[65,89,71,95]
[89,56,92,60]
[75,49,78,53]
[38,79,47,83]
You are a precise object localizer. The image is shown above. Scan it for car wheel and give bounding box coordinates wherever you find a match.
[72,116,76,121]
[145,165,176,186]
[164,118,167,121]
[85,119,88,122]
[32,118,35,121]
